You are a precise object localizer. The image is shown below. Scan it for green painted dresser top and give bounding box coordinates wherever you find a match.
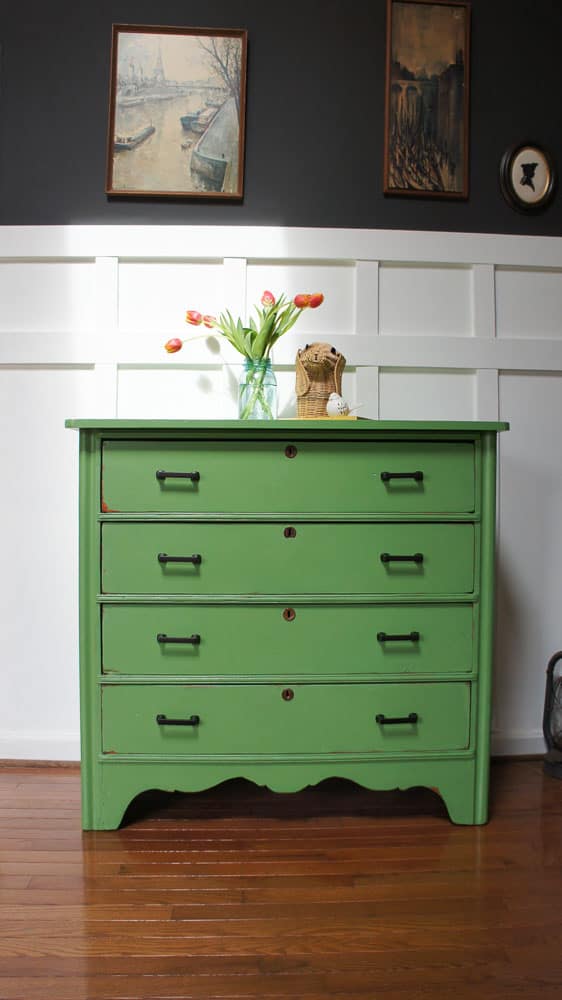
[66,418,509,431]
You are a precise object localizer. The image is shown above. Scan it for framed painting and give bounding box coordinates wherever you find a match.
[383,0,470,198]
[105,24,248,199]
[499,141,557,213]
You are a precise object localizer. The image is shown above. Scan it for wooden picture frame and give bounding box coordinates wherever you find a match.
[383,0,470,198]
[499,142,556,213]
[105,24,248,199]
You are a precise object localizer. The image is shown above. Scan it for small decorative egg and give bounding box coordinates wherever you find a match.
[326,392,350,416]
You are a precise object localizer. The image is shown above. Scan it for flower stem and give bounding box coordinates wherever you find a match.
[239,361,274,419]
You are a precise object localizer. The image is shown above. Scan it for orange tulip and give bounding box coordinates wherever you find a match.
[173,289,323,362]
[309,293,324,309]
[164,338,183,353]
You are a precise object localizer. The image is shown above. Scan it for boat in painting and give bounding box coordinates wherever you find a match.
[180,108,205,131]
[114,125,155,151]
[191,97,239,192]
[190,106,219,135]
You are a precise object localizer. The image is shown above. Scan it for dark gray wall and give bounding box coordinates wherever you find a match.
[1,1,561,234]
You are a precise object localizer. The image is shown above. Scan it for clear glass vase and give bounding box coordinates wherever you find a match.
[238,358,277,419]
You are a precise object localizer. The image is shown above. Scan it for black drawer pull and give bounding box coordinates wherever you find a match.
[158,553,202,565]
[156,470,200,481]
[156,714,200,727]
[376,712,418,725]
[157,633,201,645]
[381,470,423,482]
[377,630,420,643]
[380,552,423,564]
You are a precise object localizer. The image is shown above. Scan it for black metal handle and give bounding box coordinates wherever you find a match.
[156,714,200,726]
[376,712,418,725]
[377,630,420,643]
[381,470,423,482]
[380,552,423,564]
[156,470,200,481]
[158,553,202,565]
[157,633,201,645]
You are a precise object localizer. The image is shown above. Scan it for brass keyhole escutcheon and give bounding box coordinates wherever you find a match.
[282,688,294,701]
[284,526,297,538]
[285,444,298,458]
[283,608,296,622]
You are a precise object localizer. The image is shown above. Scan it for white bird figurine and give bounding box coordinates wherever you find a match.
[326,392,350,416]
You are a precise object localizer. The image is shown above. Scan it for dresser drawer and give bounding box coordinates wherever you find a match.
[101,681,471,755]
[102,603,474,676]
[101,439,475,514]
[101,522,475,596]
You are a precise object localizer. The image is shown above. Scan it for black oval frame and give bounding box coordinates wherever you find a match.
[499,141,557,213]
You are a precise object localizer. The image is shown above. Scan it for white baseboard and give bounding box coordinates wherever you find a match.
[491,729,546,757]
[0,732,80,762]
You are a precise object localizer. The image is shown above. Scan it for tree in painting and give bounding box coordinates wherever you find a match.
[198,37,243,121]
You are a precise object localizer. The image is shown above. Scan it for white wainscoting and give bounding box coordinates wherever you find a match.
[1,224,561,761]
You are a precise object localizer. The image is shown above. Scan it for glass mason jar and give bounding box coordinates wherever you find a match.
[238,358,277,419]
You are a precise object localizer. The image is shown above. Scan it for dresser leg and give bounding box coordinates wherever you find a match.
[437,763,486,825]
[83,767,142,830]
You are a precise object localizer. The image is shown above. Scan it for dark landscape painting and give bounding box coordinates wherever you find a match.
[384,0,470,198]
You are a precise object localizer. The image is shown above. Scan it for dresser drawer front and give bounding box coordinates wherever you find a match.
[101,682,471,755]
[101,523,475,596]
[102,603,474,676]
[101,439,475,514]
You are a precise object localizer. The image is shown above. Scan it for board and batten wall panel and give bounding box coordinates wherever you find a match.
[378,370,476,421]
[0,225,561,761]
[118,260,225,335]
[379,264,473,338]
[496,267,562,340]
[0,261,98,334]
[0,366,100,760]
[495,372,562,753]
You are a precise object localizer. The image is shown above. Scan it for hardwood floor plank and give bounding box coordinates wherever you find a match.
[0,964,532,1000]
[24,865,559,892]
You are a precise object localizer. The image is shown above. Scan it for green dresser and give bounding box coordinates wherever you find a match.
[66,418,508,828]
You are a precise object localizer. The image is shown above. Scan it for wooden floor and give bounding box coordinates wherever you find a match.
[0,760,561,999]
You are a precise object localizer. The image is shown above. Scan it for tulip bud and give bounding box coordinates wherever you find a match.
[185,310,203,326]
[164,338,183,353]
[203,315,216,328]
[294,293,311,309]
[261,290,276,307]
[309,293,324,309]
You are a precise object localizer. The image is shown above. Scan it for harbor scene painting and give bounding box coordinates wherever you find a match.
[384,0,470,198]
[106,25,247,198]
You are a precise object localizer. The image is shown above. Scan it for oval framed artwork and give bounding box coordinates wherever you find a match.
[499,142,556,212]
